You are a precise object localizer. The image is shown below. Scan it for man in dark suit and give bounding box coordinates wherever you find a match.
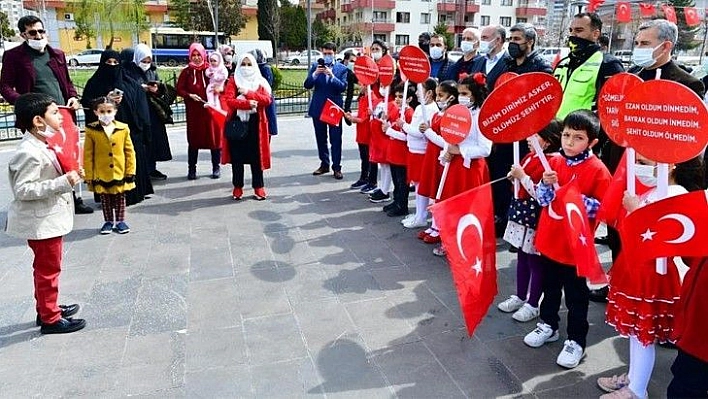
[303,42,349,179]
[472,25,512,91]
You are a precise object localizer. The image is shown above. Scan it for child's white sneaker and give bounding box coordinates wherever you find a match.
[556,340,585,369]
[512,303,540,322]
[498,295,525,313]
[403,217,428,229]
[400,214,415,225]
[523,322,559,348]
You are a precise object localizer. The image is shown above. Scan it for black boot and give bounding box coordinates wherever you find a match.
[73,192,94,214]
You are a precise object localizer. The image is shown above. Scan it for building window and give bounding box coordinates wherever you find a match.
[395,35,409,45]
[396,12,410,23]
[373,11,388,22]
[438,13,453,23]
[374,34,387,42]
[516,17,527,23]
[500,16,512,26]
[420,13,430,24]
[481,15,490,25]
[482,0,491,5]
[501,0,513,5]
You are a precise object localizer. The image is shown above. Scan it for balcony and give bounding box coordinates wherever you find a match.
[352,21,395,32]
[317,8,337,20]
[466,3,480,12]
[438,0,479,13]
[352,0,395,9]
[516,3,547,16]
[437,1,456,12]
[341,2,353,12]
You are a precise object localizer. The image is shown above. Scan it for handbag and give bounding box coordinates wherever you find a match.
[225,115,248,141]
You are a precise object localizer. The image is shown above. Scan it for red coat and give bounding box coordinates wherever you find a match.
[176,66,221,150]
[417,113,444,199]
[369,102,391,164]
[673,257,708,362]
[385,104,413,167]
[220,78,272,170]
[355,91,382,145]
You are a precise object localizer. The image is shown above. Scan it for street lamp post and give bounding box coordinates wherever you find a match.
[307,0,312,67]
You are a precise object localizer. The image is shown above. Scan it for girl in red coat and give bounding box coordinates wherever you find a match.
[382,83,417,217]
[176,43,222,180]
[220,53,273,200]
[367,82,392,204]
[416,80,458,245]
[598,155,705,399]
[344,86,382,194]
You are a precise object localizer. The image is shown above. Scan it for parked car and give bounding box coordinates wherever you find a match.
[447,50,464,63]
[67,49,104,67]
[538,47,570,64]
[283,50,323,66]
[335,47,364,61]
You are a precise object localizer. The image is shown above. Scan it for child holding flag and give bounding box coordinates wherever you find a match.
[498,119,562,322]
[597,154,705,399]
[523,110,611,369]
[344,85,383,193]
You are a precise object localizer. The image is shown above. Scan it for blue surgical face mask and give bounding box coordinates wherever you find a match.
[324,55,334,65]
[632,43,663,68]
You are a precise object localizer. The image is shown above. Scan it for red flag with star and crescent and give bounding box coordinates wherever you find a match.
[587,0,606,12]
[616,2,632,22]
[596,152,652,229]
[639,3,656,17]
[46,107,80,172]
[662,4,678,23]
[535,181,607,284]
[430,183,497,337]
[319,98,345,126]
[619,190,708,262]
[684,7,702,26]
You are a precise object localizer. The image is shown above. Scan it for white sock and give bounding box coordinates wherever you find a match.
[628,335,654,398]
[415,190,429,222]
[379,164,392,194]
[429,216,439,236]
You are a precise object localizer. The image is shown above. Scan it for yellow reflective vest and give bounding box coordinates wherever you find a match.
[553,51,603,119]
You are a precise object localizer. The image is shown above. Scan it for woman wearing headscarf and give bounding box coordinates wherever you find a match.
[221,53,272,200]
[83,49,154,205]
[218,44,236,76]
[176,43,222,180]
[251,49,278,137]
[123,43,173,181]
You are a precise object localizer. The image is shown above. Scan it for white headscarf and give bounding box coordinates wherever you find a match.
[133,43,153,66]
[234,53,271,95]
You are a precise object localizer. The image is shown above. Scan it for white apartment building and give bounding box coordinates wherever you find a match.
[318,0,548,51]
[1,0,29,35]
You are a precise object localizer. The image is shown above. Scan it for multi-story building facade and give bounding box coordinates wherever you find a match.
[1,0,29,35]
[316,0,548,51]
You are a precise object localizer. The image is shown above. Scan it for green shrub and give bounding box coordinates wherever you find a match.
[271,65,283,91]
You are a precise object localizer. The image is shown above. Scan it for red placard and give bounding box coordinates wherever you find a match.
[353,56,379,86]
[598,73,643,147]
[494,72,518,89]
[618,79,708,163]
[478,72,563,143]
[398,45,430,84]
[378,54,395,87]
[439,104,472,145]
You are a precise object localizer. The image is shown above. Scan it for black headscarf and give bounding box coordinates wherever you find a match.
[81,49,122,123]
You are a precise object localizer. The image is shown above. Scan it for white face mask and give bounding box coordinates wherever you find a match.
[371,52,382,61]
[37,124,57,138]
[436,99,450,110]
[632,43,663,68]
[460,40,477,54]
[478,40,494,55]
[240,66,256,77]
[139,61,151,71]
[458,95,471,106]
[635,164,657,186]
[28,38,48,51]
[430,46,444,60]
[98,114,115,125]
[224,54,233,64]
[379,86,387,97]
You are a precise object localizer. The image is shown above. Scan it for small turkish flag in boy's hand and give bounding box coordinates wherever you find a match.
[620,190,708,262]
[319,99,344,126]
[46,107,80,172]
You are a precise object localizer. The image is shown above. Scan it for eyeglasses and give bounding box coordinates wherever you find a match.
[25,29,46,36]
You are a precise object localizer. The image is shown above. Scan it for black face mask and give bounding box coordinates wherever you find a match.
[508,43,527,59]
[567,36,595,55]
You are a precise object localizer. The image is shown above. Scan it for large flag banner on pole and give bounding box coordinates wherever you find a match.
[430,183,497,336]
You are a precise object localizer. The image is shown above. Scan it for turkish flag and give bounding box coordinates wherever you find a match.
[319,99,344,126]
[596,152,652,229]
[587,0,605,12]
[639,3,655,17]
[684,7,702,26]
[535,182,607,284]
[205,104,227,133]
[616,2,632,22]
[46,107,80,172]
[662,4,677,23]
[620,190,708,262]
[430,183,497,336]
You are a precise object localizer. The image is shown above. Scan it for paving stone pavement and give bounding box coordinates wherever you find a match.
[0,117,678,398]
